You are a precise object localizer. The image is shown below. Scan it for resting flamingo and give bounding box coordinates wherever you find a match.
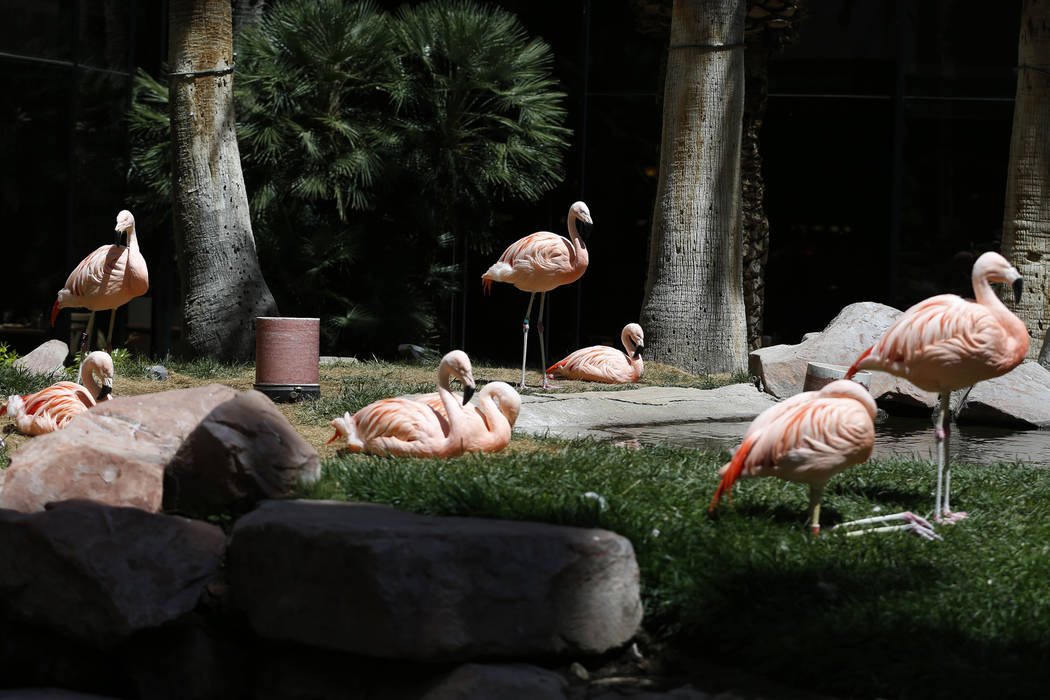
[706,379,930,536]
[482,201,592,390]
[51,210,149,351]
[845,251,1028,524]
[1,351,115,436]
[416,381,521,453]
[546,323,644,384]
[327,350,477,457]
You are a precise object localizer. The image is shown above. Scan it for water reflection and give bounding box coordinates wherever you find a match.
[609,417,1050,466]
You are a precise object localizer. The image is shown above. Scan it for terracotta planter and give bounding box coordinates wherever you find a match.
[254,317,320,402]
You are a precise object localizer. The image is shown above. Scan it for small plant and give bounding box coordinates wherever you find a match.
[0,343,19,367]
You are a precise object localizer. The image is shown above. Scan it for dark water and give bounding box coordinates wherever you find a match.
[608,417,1050,466]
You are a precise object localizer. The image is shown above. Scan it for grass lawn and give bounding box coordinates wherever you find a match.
[3,354,1050,698]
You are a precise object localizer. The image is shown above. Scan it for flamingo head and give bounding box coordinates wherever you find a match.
[623,323,645,360]
[570,201,593,227]
[485,381,521,428]
[82,351,115,401]
[973,251,1023,303]
[441,350,476,404]
[328,412,352,445]
[115,209,135,246]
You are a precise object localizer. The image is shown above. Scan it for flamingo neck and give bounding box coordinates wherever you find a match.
[973,270,1030,364]
[126,225,140,254]
[79,361,100,397]
[478,388,512,440]
[567,212,587,258]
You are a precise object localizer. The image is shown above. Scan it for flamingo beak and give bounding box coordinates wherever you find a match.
[96,385,112,401]
[1013,278,1023,303]
[327,432,339,445]
[462,383,476,405]
[633,343,644,360]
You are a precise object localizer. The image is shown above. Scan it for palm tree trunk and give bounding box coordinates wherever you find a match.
[1001,0,1050,363]
[168,0,278,361]
[640,0,748,375]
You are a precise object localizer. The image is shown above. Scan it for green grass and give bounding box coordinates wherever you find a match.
[299,440,1050,699]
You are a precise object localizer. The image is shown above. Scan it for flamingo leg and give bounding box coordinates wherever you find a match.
[82,312,97,353]
[536,292,558,390]
[807,483,826,535]
[105,308,117,352]
[933,393,967,523]
[520,292,536,389]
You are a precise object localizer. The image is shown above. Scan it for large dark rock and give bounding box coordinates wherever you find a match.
[228,500,643,661]
[0,384,319,515]
[959,361,1050,428]
[0,500,225,646]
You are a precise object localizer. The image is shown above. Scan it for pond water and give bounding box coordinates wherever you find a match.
[607,416,1050,466]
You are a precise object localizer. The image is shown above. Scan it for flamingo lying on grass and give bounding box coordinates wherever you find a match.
[707,379,940,538]
[482,201,593,390]
[51,210,149,351]
[416,380,522,454]
[845,251,1028,524]
[546,323,644,384]
[1,351,114,436]
[328,350,478,457]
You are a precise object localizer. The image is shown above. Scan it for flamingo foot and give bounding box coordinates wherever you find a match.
[934,510,968,524]
[541,379,561,391]
[832,511,941,541]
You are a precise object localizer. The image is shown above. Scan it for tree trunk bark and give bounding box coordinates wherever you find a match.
[742,45,769,352]
[1000,0,1050,363]
[640,0,748,375]
[168,0,278,361]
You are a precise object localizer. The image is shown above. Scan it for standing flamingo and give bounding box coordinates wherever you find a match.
[482,201,593,390]
[1,351,115,436]
[546,323,644,384]
[707,379,905,536]
[416,381,521,453]
[327,350,477,457]
[51,210,149,351]
[845,251,1028,523]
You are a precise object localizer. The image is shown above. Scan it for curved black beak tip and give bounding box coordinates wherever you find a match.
[633,344,644,360]
[462,384,476,405]
[1014,278,1024,303]
[97,385,112,401]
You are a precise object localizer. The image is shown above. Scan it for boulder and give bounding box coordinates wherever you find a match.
[11,335,69,375]
[959,361,1050,428]
[12,339,69,376]
[0,384,319,515]
[228,500,643,661]
[0,500,225,645]
[749,301,936,407]
[165,389,321,516]
[419,664,569,700]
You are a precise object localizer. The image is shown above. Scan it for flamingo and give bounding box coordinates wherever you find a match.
[705,379,921,536]
[546,323,645,384]
[1,351,115,436]
[482,201,593,390]
[845,251,1028,524]
[51,210,149,352]
[327,350,477,457]
[416,381,522,453]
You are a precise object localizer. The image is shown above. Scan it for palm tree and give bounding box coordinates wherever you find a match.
[639,0,749,375]
[390,0,571,349]
[168,0,279,361]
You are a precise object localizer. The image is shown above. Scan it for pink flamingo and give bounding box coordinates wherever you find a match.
[482,201,593,390]
[708,379,892,535]
[327,350,477,457]
[845,251,1028,523]
[416,381,522,453]
[546,323,644,384]
[1,351,115,436]
[51,210,149,351]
